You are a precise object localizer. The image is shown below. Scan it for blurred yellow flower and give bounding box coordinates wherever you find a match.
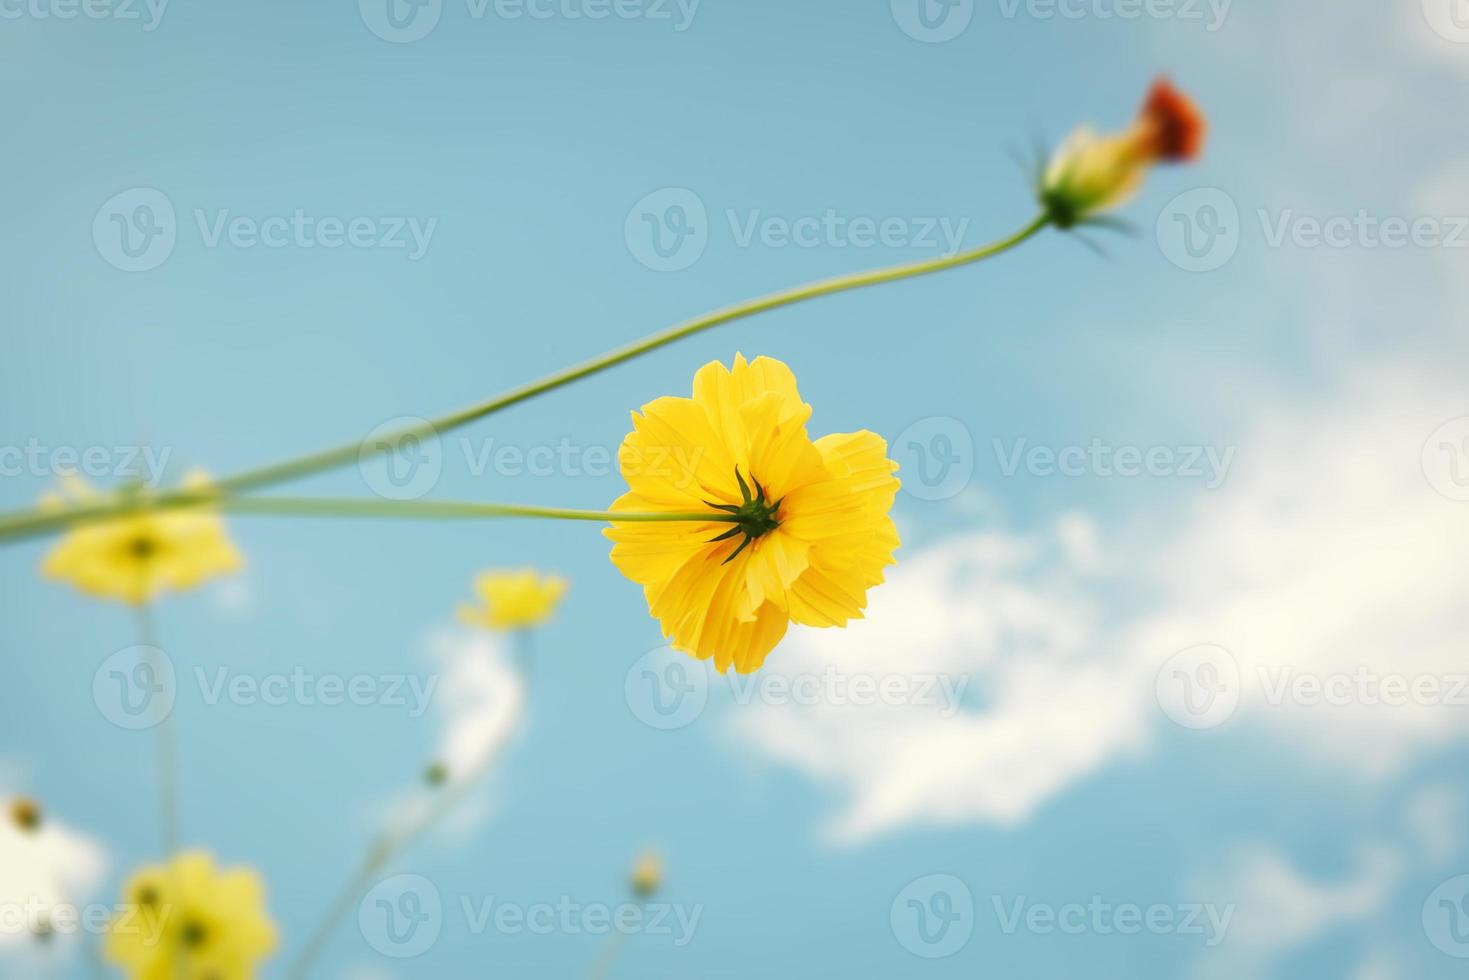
[606,355,900,674]
[629,849,662,899]
[457,569,569,630]
[1041,77,1206,226]
[105,851,277,980]
[40,473,242,605]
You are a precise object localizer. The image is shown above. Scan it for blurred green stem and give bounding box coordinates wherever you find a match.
[585,929,631,980]
[134,603,181,856]
[0,214,1049,544]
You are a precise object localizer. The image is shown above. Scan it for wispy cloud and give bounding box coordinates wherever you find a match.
[1187,844,1402,980]
[731,364,1469,841]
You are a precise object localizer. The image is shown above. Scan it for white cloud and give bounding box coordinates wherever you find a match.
[1131,364,1469,772]
[1187,845,1402,980]
[727,517,1151,841]
[730,364,1469,841]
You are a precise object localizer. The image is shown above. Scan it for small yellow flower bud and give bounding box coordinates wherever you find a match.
[630,850,663,899]
[9,797,42,833]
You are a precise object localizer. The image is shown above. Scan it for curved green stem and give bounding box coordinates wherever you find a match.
[0,214,1049,544]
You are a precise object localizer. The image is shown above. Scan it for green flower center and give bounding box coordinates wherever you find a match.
[706,468,783,565]
[180,919,209,948]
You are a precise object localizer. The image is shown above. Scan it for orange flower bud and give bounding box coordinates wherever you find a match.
[1041,77,1206,227]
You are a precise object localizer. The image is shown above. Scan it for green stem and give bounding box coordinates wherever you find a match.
[0,495,739,544]
[0,215,1049,545]
[217,498,740,524]
[134,603,181,857]
[585,929,631,980]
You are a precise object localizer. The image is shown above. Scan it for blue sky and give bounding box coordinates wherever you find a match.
[4,1,1469,978]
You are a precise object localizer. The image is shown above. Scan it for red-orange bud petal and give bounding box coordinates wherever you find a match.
[1137,77,1206,162]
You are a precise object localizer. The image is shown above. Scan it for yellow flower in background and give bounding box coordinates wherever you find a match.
[629,849,662,899]
[1041,77,1206,227]
[606,355,900,674]
[105,851,277,980]
[40,472,242,605]
[458,569,569,631]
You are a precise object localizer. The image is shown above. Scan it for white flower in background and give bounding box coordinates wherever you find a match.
[0,791,108,970]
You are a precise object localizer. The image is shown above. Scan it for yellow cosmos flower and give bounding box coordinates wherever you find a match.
[1041,77,1206,226]
[457,569,569,631]
[40,473,242,605]
[606,355,900,674]
[105,851,278,980]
